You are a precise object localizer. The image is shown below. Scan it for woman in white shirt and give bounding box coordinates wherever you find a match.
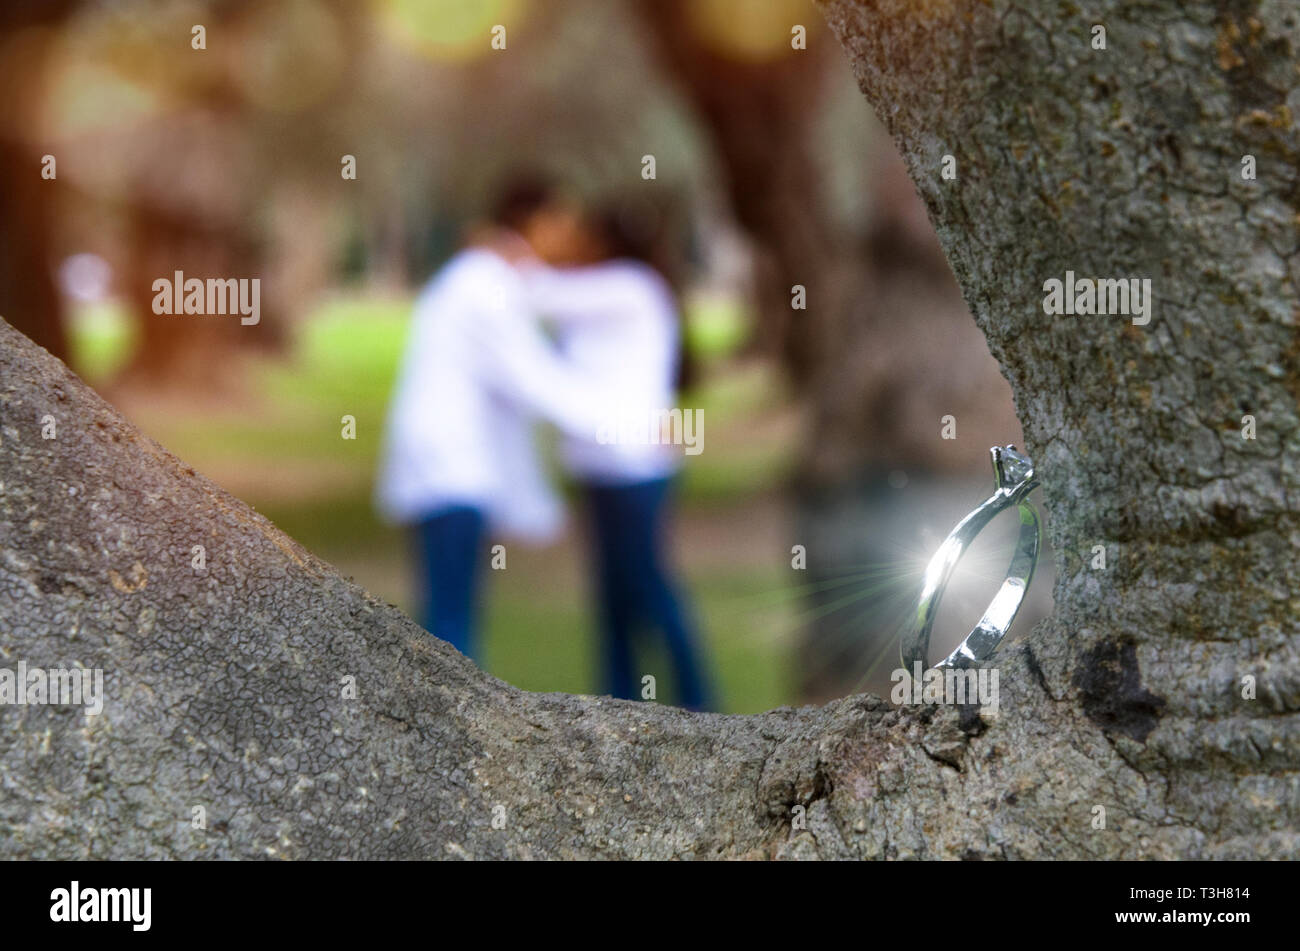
[528,202,713,710]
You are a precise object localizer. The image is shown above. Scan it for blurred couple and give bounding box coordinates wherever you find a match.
[375,175,713,711]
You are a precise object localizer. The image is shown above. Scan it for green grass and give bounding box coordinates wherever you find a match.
[67,301,136,381]
[683,290,748,359]
[479,557,795,712]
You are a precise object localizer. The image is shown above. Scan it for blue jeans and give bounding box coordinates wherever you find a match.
[583,477,713,711]
[414,505,487,661]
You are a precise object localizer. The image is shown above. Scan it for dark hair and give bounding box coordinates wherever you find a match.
[593,196,680,284]
[596,200,660,265]
[489,173,557,231]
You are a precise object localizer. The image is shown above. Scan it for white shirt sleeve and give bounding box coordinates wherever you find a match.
[524,262,665,327]
[467,292,607,443]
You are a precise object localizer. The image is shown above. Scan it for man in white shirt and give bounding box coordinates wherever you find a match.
[375,179,603,662]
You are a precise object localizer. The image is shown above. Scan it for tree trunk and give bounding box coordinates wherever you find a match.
[1,0,1296,859]
[0,0,84,364]
[813,0,1300,856]
[0,140,68,364]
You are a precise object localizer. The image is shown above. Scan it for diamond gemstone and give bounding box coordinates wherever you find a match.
[997,446,1034,486]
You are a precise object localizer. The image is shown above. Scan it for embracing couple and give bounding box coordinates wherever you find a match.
[375,175,713,711]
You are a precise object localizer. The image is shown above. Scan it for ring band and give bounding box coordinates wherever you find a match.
[901,445,1041,672]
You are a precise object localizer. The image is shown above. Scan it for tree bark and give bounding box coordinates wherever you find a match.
[812,0,1300,856]
[1,0,1297,859]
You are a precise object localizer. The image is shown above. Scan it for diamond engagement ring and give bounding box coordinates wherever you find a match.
[901,445,1042,672]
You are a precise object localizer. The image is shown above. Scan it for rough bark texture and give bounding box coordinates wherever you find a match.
[2,0,1298,859]
[813,0,1300,857]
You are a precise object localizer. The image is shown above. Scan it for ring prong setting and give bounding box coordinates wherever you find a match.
[992,444,1035,492]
